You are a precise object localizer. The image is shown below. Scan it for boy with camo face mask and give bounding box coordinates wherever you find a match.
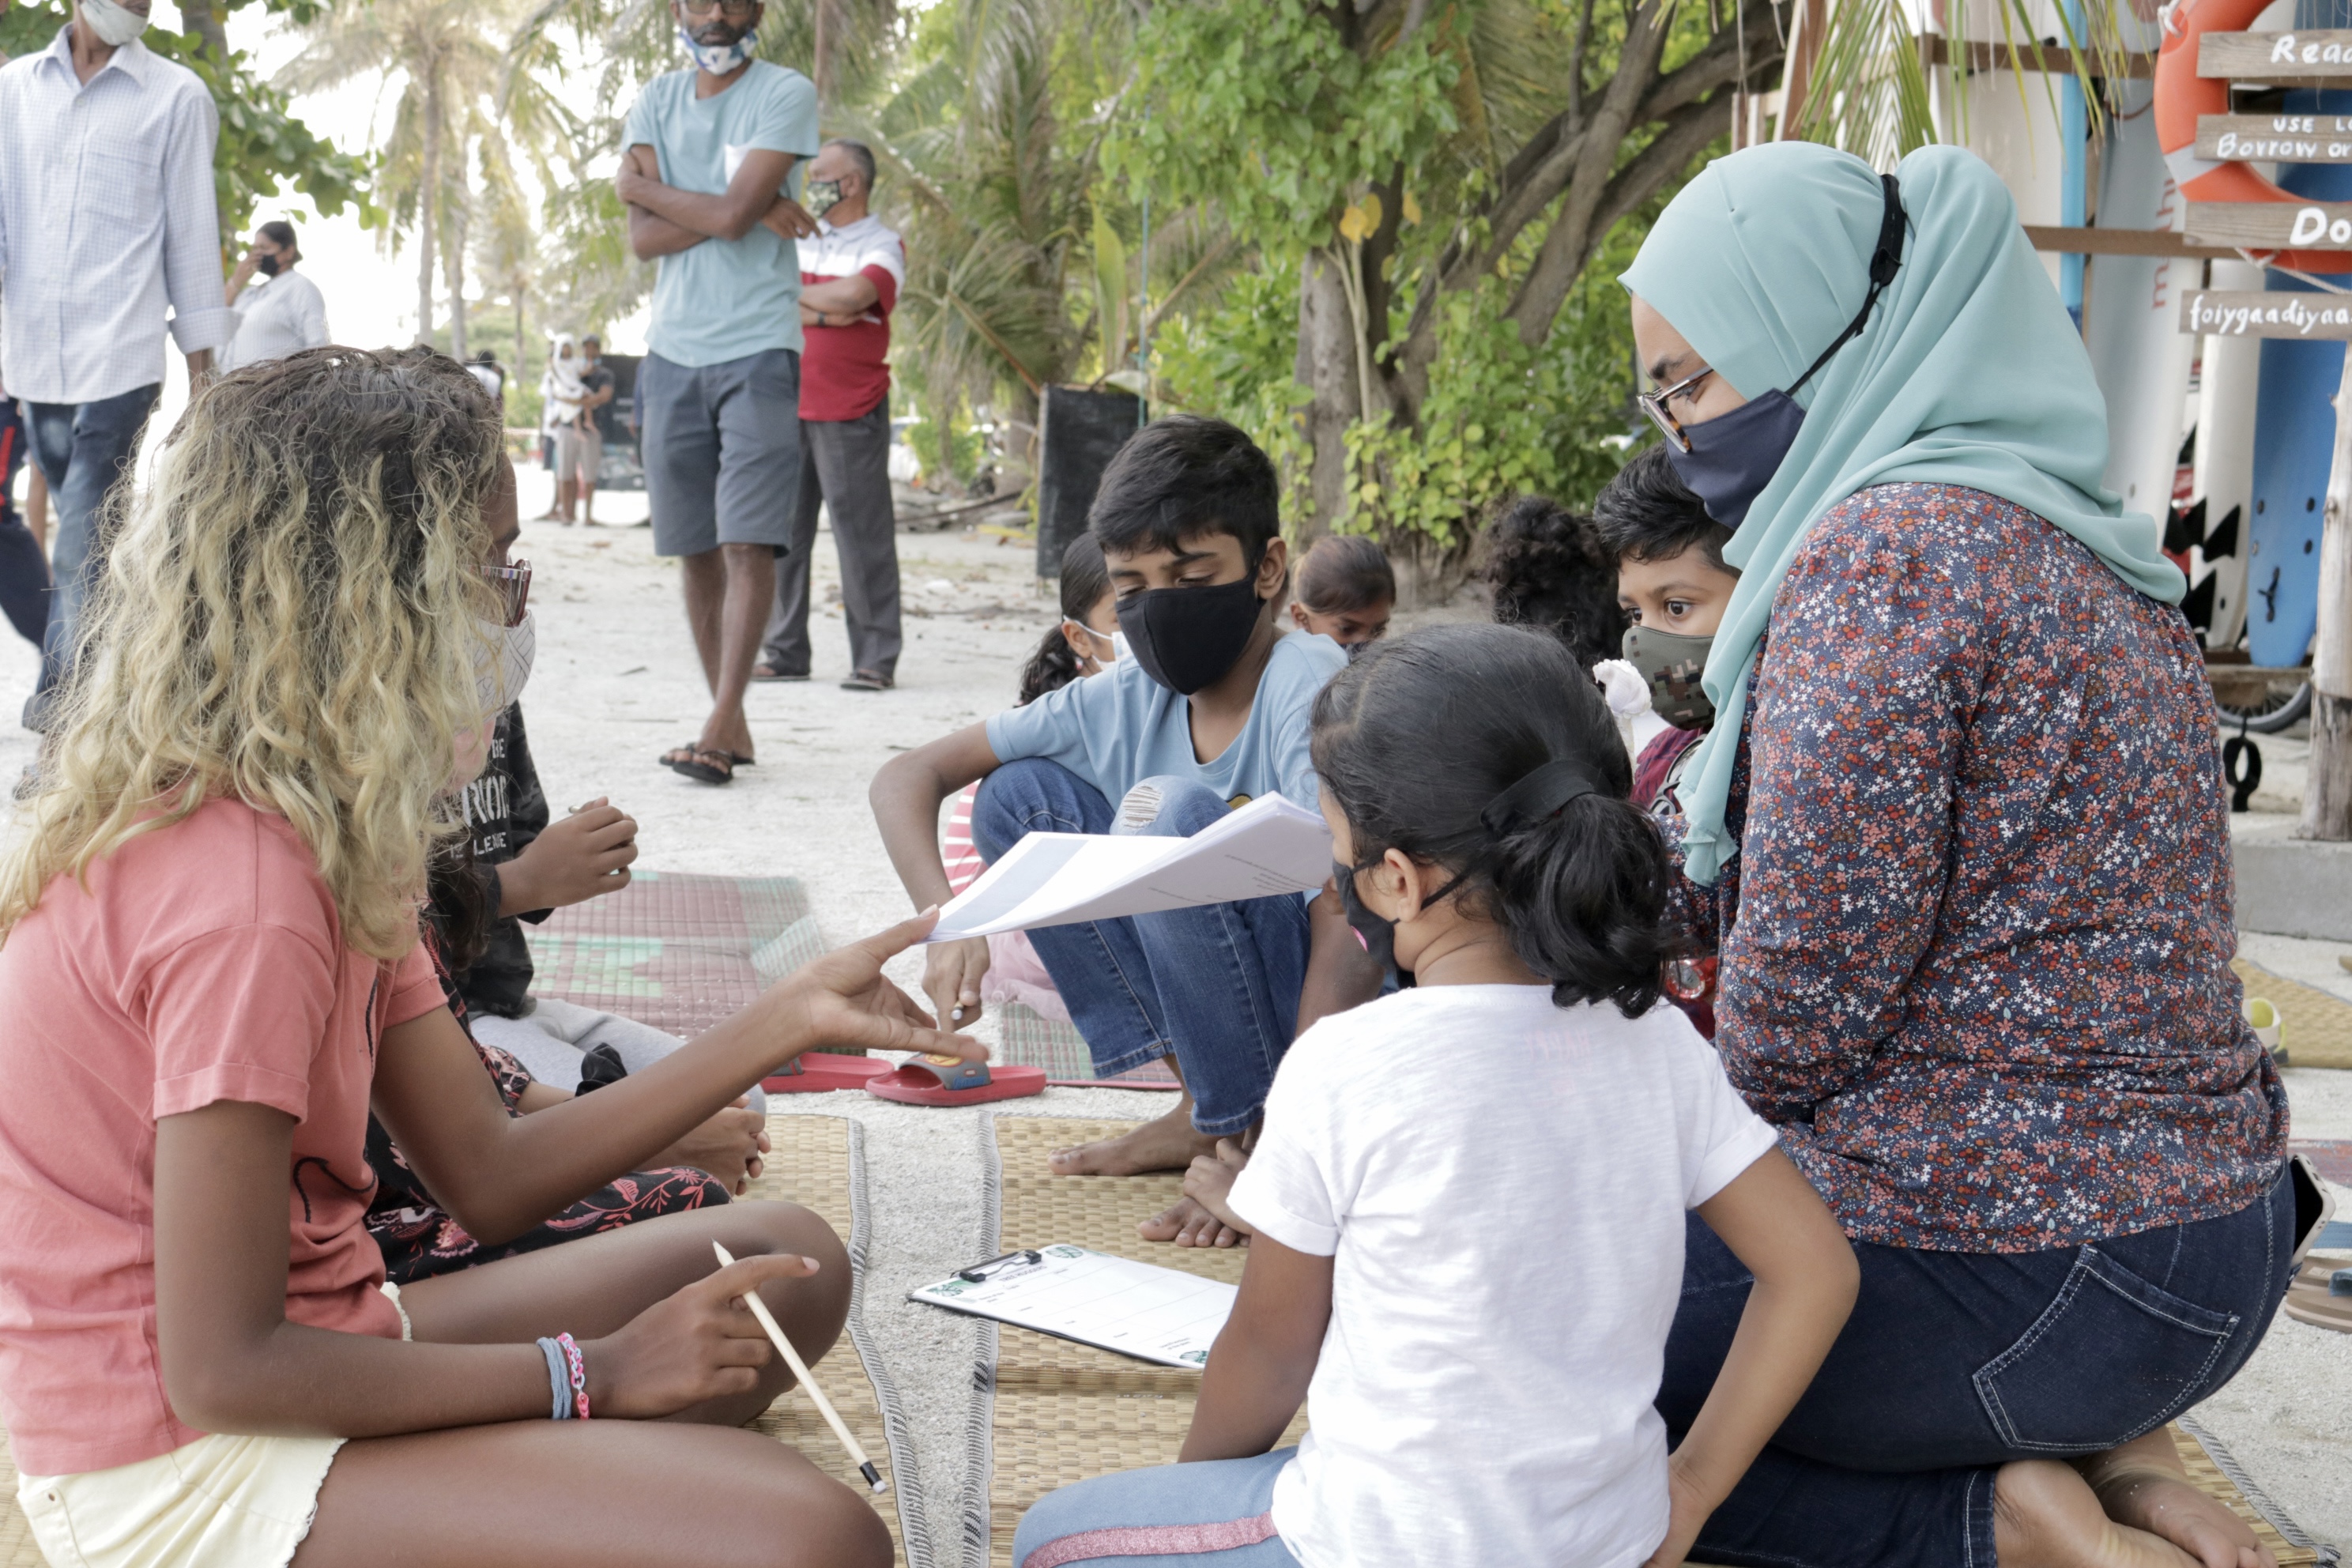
[1589,442,1740,1036]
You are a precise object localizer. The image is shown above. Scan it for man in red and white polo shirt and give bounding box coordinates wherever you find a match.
[756,137,907,692]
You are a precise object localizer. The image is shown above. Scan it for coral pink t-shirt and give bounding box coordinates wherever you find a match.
[0,797,443,1476]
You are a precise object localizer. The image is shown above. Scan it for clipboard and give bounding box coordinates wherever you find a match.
[907,1244,1237,1369]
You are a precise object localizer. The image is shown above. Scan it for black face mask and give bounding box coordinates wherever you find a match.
[1661,172,1907,533]
[1332,855,1467,986]
[255,252,283,277]
[1115,574,1265,695]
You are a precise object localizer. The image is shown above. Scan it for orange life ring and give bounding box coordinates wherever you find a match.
[2157,0,2350,273]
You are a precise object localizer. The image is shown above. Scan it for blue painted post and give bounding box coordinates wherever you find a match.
[2060,0,2088,326]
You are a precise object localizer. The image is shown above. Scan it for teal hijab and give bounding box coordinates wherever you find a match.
[1619,142,2184,885]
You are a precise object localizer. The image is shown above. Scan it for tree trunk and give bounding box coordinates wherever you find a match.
[1295,247,1363,542]
[175,0,229,58]
[514,283,526,422]
[2301,348,2352,839]
[445,179,469,362]
[417,63,442,346]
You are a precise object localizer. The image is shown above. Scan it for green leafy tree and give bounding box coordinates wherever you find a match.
[1110,0,1783,576]
[0,0,373,251]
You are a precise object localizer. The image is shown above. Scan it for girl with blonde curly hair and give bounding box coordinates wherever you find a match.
[0,347,971,1568]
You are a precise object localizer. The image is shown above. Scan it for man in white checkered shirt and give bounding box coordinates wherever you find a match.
[0,0,232,729]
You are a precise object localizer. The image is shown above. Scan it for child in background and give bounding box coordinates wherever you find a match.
[1483,494,1626,669]
[937,534,1118,1022]
[1591,444,1739,816]
[1013,624,1856,1568]
[1287,535,1394,656]
[1591,444,1740,1038]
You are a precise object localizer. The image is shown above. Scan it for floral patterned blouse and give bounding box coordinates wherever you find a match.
[1670,483,2288,1253]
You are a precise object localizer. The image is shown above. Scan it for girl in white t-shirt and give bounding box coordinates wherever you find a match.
[1012,622,1859,1568]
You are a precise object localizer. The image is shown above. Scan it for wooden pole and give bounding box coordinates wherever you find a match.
[2301,346,2352,839]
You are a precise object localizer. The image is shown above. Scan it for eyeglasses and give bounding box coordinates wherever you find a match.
[1637,366,1714,453]
[680,0,759,17]
[482,560,532,628]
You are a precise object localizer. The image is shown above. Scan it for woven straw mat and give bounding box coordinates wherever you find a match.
[981,1122,2331,1568]
[986,1119,1302,1567]
[526,869,836,1042]
[0,1116,901,1568]
[994,1004,1181,1087]
[2233,958,2352,1070]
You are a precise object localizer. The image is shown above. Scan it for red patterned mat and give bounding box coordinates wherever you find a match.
[2296,1140,2352,1186]
[526,871,827,1040]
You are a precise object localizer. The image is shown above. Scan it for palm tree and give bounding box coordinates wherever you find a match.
[280,0,568,351]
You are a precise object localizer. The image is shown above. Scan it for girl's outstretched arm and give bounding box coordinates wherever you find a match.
[1647,1148,1857,1568]
[1180,1234,1332,1463]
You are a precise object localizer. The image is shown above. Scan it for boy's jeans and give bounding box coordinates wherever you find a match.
[23,383,159,728]
[970,759,1309,1136]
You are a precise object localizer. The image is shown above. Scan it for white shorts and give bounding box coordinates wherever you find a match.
[15,1284,411,1568]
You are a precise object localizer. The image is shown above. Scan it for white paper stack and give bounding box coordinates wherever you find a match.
[925,791,1332,942]
[909,1245,1237,1368]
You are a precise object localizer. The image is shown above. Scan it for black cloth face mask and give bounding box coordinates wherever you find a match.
[1332,854,1466,986]
[1115,574,1265,695]
[1663,172,1907,533]
[255,253,283,277]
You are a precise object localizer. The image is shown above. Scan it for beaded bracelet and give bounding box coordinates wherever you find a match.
[535,1336,571,1420]
[556,1331,591,1420]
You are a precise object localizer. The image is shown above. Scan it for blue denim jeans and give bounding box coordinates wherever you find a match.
[1013,1448,1302,1567]
[1660,1162,2301,1568]
[23,383,159,726]
[970,760,1310,1136]
[0,400,46,648]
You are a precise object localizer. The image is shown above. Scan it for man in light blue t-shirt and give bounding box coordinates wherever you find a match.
[615,0,818,787]
[873,418,1385,1248]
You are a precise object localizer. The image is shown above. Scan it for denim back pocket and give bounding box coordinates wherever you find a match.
[1973,1245,2238,1454]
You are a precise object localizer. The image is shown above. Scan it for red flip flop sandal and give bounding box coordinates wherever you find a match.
[762,1054,895,1095]
[866,1054,1046,1106]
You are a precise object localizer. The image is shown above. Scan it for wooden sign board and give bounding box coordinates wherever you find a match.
[2180,290,2352,338]
[2200,29,2352,78]
[2196,113,2352,161]
[2184,199,2352,248]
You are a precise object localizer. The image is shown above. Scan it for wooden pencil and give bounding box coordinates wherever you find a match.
[712,1240,888,1493]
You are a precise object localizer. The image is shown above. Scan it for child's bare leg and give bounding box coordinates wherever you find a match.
[396,1199,849,1427]
[296,1419,890,1568]
[2078,1430,2275,1568]
[1166,1138,1253,1249]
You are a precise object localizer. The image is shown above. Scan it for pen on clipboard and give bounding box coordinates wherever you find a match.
[711,1242,887,1493]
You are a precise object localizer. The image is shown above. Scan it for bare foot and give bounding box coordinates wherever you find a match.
[1048,1095,1215,1177]
[1996,1460,2207,1568]
[2083,1434,2275,1568]
[1140,1195,1245,1248]
[1174,1139,1253,1246]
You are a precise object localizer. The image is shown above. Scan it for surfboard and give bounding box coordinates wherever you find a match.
[2086,74,2197,537]
[2190,258,2262,650]
[2247,121,2351,668]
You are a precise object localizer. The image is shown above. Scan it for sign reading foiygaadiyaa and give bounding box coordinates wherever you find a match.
[2180,290,2352,338]
[2196,113,2352,161]
[2199,29,2352,77]
[2185,200,2352,249]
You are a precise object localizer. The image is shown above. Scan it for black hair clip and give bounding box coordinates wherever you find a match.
[1480,758,1600,835]
[956,1250,1043,1283]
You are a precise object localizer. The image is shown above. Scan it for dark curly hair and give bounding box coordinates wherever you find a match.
[1482,495,1626,671]
[1311,624,1668,1017]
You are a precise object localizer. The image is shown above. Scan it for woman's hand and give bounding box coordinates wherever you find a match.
[923,936,992,1029]
[585,1253,819,1419]
[1642,1452,1716,1568]
[763,910,986,1069]
[654,1098,769,1195]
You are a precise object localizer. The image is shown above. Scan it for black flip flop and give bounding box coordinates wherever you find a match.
[665,745,734,785]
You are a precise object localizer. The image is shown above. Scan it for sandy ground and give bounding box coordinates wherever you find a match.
[2,464,2349,1552]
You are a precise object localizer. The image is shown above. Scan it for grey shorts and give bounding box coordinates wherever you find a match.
[636,347,802,556]
[551,423,602,482]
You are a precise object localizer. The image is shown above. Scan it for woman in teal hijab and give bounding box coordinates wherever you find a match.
[1621,144,2295,1568]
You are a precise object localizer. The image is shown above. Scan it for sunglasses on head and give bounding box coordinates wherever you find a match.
[482,560,532,628]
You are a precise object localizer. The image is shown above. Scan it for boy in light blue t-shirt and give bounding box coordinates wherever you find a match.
[873,418,1384,1247]
[614,0,820,790]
